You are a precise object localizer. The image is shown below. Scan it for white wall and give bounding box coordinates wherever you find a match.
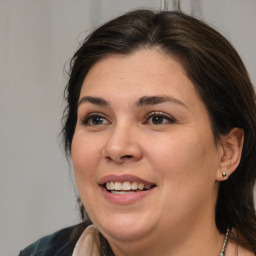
[0,1,255,256]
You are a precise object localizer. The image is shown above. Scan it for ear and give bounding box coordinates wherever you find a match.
[215,128,244,181]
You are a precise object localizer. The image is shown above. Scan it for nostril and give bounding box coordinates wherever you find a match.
[105,155,132,162]
[122,155,133,159]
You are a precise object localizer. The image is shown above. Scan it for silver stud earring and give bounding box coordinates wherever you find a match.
[222,172,227,178]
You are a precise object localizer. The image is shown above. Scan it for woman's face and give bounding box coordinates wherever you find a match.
[72,49,223,247]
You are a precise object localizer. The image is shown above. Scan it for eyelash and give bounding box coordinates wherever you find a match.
[80,111,176,126]
[80,113,109,126]
[145,111,176,125]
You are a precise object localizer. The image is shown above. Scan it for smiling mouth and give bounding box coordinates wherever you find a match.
[104,181,156,194]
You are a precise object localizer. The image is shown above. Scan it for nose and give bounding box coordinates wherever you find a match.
[102,124,143,164]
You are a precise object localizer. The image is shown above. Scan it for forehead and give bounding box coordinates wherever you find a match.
[79,49,200,107]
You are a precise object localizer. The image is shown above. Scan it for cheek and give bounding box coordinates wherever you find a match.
[150,133,219,213]
[148,131,218,182]
[71,133,101,182]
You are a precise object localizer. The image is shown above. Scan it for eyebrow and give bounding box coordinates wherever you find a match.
[136,95,187,109]
[78,96,109,107]
[78,95,187,109]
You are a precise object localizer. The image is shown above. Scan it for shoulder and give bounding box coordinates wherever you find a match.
[18,222,88,256]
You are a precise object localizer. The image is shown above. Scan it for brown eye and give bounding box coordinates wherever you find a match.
[90,116,106,125]
[81,113,109,126]
[146,112,176,125]
[151,116,165,124]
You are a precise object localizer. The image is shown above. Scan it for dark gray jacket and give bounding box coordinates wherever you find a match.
[18,223,86,256]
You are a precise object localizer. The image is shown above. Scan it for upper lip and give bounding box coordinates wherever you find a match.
[98,174,156,186]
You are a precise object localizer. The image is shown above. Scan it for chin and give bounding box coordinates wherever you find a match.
[95,214,154,242]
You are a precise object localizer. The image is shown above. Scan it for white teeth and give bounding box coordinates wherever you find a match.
[106,181,115,190]
[138,183,144,190]
[123,181,132,190]
[114,182,122,190]
[105,181,152,191]
[111,191,134,194]
[110,181,115,189]
[106,182,110,190]
[131,181,139,190]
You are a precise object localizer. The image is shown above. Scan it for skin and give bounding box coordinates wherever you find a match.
[71,49,244,256]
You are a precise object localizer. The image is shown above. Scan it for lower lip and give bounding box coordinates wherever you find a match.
[101,186,155,205]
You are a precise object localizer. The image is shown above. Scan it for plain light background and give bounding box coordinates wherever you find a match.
[0,1,255,256]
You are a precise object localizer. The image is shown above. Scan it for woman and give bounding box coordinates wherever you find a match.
[19,9,256,256]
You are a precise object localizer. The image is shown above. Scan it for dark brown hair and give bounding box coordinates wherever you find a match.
[62,9,256,253]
